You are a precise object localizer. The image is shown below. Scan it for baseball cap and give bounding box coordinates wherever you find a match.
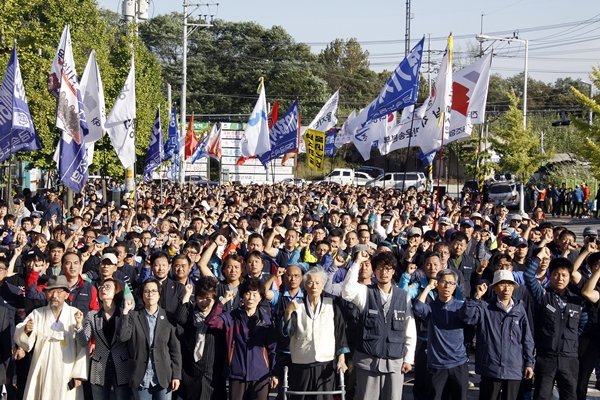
[377,241,394,250]
[438,217,453,226]
[23,247,46,262]
[352,244,370,255]
[124,241,136,256]
[512,237,529,247]
[381,215,392,222]
[583,227,598,236]
[100,253,118,264]
[407,227,422,238]
[491,270,518,287]
[460,219,474,228]
[31,211,42,218]
[93,235,111,244]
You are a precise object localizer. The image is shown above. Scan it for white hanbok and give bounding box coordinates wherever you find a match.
[15,304,88,400]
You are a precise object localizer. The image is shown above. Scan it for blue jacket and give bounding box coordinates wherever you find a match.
[459,298,535,380]
[572,188,584,203]
[206,303,277,382]
[413,297,467,369]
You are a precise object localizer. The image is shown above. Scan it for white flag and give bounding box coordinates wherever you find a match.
[334,110,356,148]
[106,54,136,168]
[299,89,340,153]
[447,52,492,145]
[240,84,270,157]
[380,105,426,155]
[350,105,392,161]
[415,35,453,155]
[80,50,107,164]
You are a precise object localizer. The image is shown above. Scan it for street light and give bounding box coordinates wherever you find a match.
[476,34,529,130]
[476,34,529,213]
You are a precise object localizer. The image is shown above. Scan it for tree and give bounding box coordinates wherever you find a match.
[0,0,166,181]
[570,67,600,179]
[489,89,550,194]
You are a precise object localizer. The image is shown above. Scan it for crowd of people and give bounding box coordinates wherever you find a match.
[0,179,598,400]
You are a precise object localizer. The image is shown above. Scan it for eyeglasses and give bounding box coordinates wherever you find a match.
[438,281,456,287]
[377,266,395,272]
[84,235,96,239]
[98,285,115,290]
[143,289,159,295]
[496,283,515,289]
[0,267,7,272]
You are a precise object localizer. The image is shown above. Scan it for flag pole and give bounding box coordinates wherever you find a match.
[402,109,417,192]
[295,109,301,195]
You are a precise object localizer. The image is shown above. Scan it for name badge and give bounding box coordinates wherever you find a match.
[546,304,556,313]
[368,309,379,315]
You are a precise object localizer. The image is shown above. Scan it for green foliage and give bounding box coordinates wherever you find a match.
[570,67,600,179]
[489,89,551,181]
[0,0,166,180]
[139,16,329,119]
[451,131,496,180]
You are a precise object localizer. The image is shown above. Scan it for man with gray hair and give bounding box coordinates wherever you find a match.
[413,268,468,400]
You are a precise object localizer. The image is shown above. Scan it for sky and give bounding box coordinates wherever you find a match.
[97,0,600,86]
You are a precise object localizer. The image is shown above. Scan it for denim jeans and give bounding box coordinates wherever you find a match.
[132,385,171,400]
[90,360,132,400]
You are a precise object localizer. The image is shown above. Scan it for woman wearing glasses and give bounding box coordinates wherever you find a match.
[119,278,182,400]
[75,278,130,400]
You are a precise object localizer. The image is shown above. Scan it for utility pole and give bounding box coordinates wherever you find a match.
[121,0,149,192]
[405,0,411,57]
[180,1,217,184]
[477,33,529,213]
[476,33,528,129]
[479,14,485,58]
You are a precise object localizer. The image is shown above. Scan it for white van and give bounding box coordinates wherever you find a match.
[367,172,426,192]
[323,169,373,186]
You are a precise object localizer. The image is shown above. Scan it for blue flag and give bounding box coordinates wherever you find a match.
[258,100,299,167]
[0,45,40,162]
[191,135,208,164]
[144,106,164,183]
[325,129,336,156]
[55,25,89,193]
[365,37,425,122]
[163,107,178,161]
[417,149,437,167]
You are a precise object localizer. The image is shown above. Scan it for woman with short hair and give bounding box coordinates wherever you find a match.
[75,277,130,400]
[206,277,278,400]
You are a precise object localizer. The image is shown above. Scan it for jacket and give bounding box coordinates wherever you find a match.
[459,298,535,380]
[76,310,129,386]
[206,303,277,382]
[413,297,467,369]
[26,272,99,316]
[525,257,583,357]
[449,254,479,297]
[356,284,410,360]
[118,307,182,389]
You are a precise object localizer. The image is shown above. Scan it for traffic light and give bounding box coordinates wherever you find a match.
[552,110,572,127]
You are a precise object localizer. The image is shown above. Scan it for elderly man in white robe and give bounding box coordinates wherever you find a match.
[15,275,88,400]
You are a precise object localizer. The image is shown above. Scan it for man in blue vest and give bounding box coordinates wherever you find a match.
[342,250,416,400]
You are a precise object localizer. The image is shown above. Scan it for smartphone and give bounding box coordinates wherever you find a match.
[67,380,76,391]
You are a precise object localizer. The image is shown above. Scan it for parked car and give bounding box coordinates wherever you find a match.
[356,166,385,179]
[323,169,373,186]
[366,172,426,192]
[488,182,520,208]
[281,178,309,185]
